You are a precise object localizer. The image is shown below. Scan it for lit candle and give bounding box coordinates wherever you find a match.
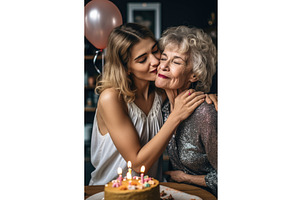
[126,172,132,180]
[140,165,145,184]
[117,167,122,185]
[127,161,132,179]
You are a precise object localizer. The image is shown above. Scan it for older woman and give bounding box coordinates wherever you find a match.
[155,26,218,196]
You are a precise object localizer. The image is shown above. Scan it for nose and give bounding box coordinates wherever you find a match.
[149,53,159,67]
[158,59,170,71]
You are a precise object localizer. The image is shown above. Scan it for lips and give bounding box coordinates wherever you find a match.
[151,69,157,74]
[158,73,169,79]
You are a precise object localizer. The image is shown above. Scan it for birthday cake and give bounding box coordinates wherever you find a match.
[104,176,160,200]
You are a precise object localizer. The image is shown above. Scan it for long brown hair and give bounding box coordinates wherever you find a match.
[95,23,157,103]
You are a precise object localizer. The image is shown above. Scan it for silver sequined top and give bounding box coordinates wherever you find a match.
[162,101,218,196]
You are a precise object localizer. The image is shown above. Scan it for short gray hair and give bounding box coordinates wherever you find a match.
[159,26,216,93]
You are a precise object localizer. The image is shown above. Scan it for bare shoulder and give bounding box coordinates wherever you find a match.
[97,88,127,113]
[98,88,119,103]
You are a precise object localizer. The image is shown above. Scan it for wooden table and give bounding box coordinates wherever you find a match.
[85,182,216,200]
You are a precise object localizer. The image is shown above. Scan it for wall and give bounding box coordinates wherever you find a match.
[84,0,217,53]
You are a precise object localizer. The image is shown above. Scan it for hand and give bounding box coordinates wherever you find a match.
[172,89,206,122]
[164,170,188,183]
[205,94,218,111]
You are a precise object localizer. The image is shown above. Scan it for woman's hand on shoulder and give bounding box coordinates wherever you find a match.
[171,89,206,122]
[205,94,218,111]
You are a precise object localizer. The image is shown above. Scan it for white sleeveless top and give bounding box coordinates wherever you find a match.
[89,92,164,185]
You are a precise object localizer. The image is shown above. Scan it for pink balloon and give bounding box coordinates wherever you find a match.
[84,0,123,49]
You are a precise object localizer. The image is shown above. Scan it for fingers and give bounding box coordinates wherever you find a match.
[172,89,207,121]
[186,93,206,103]
[203,93,219,111]
[208,94,217,103]
[208,94,218,111]
[177,89,206,111]
[205,94,212,104]
[213,94,218,101]
[214,100,218,111]
[186,95,205,110]
[181,89,204,98]
[185,91,206,105]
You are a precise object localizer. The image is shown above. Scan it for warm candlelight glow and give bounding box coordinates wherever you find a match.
[117,167,123,185]
[140,165,145,184]
[127,161,132,168]
[127,161,132,179]
[127,171,132,180]
[140,165,145,173]
[118,167,122,175]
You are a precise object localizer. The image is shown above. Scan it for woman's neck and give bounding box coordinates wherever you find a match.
[165,83,191,111]
[165,89,179,111]
[132,79,155,116]
[133,79,151,100]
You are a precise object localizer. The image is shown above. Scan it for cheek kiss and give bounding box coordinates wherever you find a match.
[151,69,157,74]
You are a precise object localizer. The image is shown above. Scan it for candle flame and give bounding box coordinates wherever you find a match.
[128,161,132,168]
[118,167,122,174]
[140,165,145,173]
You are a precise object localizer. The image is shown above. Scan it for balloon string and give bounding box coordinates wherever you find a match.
[93,49,103,74]
[102,49,105,74]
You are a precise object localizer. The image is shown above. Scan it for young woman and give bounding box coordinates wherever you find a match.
[89,23,215,185]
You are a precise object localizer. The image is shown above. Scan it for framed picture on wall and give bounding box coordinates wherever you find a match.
[127,3,161,39]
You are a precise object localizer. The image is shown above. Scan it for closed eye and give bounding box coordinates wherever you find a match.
[174,61,182,65]
[138,57,147,63]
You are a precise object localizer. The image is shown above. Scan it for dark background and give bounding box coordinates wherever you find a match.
[84,0,217,186]
[84,0,217,54]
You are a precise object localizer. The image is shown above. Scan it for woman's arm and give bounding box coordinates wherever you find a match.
[164,170,207,186]
[199,103,218,170]
[98,88,206,173]
[164,101,218,194]
[165,170,217,196]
